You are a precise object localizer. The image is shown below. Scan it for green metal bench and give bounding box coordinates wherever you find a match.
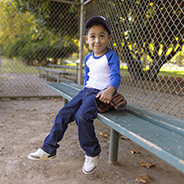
[48,64,78,70]
[37,67,77,82]
[45,82,184,173]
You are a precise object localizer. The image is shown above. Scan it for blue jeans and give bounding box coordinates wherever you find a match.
[41,87,101,157]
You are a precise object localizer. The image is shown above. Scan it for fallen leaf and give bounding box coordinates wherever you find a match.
[135,174,152,183]
[99,131,110,138]
[130,149,140,154]
[120,135,129,140]
[140,161,156,168]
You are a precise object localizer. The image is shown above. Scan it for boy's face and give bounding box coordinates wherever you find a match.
[84,24,111,57]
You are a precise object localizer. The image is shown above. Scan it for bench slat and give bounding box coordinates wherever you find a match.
[45,82,80,100]
[98,111,184,156]
[127,103,184,136]
[37,67,69,74]
[48,64,78,69]
[37,67,77,83]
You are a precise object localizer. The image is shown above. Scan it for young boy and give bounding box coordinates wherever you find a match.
[28,15,121,174]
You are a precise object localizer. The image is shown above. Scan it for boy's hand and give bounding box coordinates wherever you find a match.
[96,86,116,104]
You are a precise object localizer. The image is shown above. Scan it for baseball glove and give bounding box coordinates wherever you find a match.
[95,92,127,113]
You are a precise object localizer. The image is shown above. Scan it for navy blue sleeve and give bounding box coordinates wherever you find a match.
[106,49,121,90]
[83,53,91,87]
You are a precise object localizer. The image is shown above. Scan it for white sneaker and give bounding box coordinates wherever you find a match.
[28,148,56,161]
[82,155,99,174]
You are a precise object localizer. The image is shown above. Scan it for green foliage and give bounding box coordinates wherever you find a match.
[106,0,184,80]
[14,0,79,35]
[0,0,79,65]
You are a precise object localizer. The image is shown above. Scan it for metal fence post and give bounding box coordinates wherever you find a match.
[78,0,84,85]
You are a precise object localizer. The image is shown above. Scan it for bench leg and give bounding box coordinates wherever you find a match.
[109,128,119,164]
[63,98,68,106]
[46,71,48,80]
[38,70,41,77]
[57,74,60,82]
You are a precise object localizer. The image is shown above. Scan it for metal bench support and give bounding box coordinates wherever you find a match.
[109,128,119,164]
[63,98,69,106]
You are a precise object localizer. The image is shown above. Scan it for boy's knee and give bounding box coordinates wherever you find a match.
[75,110,85,125]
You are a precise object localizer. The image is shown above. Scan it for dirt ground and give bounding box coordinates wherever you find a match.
[0,98,184,184]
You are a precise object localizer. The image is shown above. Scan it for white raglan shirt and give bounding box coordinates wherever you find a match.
[84,48,120,91]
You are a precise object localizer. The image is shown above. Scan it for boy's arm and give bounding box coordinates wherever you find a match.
[96,86,116,104]
[83,56,90,87]
[108,55,121,91]
[96,50,121,104]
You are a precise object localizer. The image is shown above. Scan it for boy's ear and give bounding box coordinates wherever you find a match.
[84,36,89,44]
[108,35,112,42]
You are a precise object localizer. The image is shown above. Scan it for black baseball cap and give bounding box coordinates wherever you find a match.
[85,15,111,35]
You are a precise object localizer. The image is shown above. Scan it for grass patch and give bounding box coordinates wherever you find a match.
[120,63,184,77]
[1,58,38,73]
[159,64,184,77]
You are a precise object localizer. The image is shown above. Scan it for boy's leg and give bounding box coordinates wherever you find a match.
[41,89,87,155]
[28,89,86,160]
[75,88,101,157]
[75,88,101,174]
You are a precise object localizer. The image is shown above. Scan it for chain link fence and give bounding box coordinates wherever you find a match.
[0,0,80,97]
[85,0,184,119]
[0,0,183,119]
